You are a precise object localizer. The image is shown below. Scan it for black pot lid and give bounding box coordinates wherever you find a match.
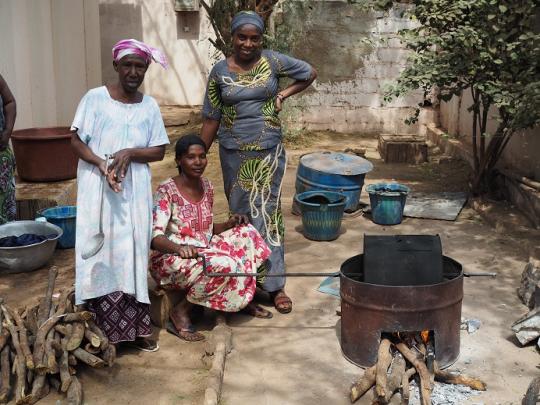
[300,151,374,175]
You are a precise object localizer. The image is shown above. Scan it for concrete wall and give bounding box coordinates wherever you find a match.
[0,0,101,129]
[275,1,425,135]
[440,92,540,181]
[98,0,215,106]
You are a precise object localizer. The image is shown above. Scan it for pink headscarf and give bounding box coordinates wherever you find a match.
[112,39,168,69]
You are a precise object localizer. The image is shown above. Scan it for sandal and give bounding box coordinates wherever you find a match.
[124,337,160,352]
[242,303,273,319]
[271,290,293,314]
[166,320,205,342]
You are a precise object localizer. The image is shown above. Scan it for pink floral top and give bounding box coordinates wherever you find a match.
[151,177,214,249]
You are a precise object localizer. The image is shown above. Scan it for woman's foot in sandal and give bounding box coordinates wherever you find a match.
[270,289,292,314]
[242,302,273,319]
[168,298,205,342]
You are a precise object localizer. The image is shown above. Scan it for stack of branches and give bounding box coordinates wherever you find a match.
[0,267,115,405]
[350,334,487,404]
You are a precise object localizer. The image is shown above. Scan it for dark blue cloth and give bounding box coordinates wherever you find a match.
[231,11,264,33]
[0,233,55,247]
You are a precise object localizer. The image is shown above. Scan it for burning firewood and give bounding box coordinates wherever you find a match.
[0,266,115,404]
[350,331,487,404]
[433,361,486,391]
[350,365,376,402]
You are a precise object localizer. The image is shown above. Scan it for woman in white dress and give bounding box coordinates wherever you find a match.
[71,39,169,351]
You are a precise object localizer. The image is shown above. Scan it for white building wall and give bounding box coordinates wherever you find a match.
[98,0,215,106]
[0,0,101,129]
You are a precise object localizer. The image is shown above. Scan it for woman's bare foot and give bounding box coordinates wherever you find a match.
[168,298,205,341]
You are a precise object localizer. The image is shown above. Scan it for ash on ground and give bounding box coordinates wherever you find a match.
[409,381,481,405]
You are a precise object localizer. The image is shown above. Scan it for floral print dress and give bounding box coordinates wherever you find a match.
[150,177,271,312]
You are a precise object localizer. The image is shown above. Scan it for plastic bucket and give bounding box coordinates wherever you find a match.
[366,183,409,225]
[37,206,77,248]
[294,191,347,241]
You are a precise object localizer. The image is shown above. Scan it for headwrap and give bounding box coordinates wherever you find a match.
[112,39,168,69]
[230,11,264,34]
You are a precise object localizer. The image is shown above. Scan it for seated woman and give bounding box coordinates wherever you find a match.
[150,134,272,341]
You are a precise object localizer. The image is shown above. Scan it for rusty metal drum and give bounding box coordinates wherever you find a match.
[340,254,463,369]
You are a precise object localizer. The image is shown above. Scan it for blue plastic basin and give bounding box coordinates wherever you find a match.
[295,191,347,241]
[38,206,76,248]
[366,183,410,225]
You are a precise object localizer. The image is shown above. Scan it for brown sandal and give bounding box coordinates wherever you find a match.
[271,290,292,314]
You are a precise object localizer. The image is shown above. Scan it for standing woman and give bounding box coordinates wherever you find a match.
[0,74,17,224]
[200,11,317,314]
[71,39,169,350]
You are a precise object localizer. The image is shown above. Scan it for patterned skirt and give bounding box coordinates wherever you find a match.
[150,224,271,312]
[219,144,286,292]
[0,147,16,224]
[87,291,152,344]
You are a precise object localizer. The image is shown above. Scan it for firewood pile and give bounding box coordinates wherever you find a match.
[0,267,115,405]
[349,333,487,404]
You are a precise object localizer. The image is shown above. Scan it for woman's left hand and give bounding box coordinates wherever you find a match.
[108,149,132,185]
[227,214,249,229]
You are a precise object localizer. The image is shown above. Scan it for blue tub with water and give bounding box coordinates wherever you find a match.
[295,191,347,241]
[366,183,409,225]
[37,206,76,248]
[295,152,373,213]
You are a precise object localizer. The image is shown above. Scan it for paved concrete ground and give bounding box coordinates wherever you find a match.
[219,135,539,405]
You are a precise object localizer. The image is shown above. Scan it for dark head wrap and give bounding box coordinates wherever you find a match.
[175,134,207,159]
[231,11,264,34]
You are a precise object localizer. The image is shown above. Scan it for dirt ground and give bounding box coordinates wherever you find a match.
[1,129,538,404]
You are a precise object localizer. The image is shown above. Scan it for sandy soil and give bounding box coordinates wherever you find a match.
[1,129,538,404]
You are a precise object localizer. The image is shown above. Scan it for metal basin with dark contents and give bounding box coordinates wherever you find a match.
[0,221,63,274]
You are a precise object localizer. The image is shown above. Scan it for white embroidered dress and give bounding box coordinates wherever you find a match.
[71,86,169,305]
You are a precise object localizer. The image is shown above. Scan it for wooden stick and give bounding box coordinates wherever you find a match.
[84,328,101,348]
[87,321,108,351]
[395,342,431,405]
[27,374,49,404]
[66,323,85,352]
[54,325,68,336]
[6,306,34,370]
[66,375,83,405]
[434,362,486,391]
[375,339,393,399]
[37,266,58,327]
[72,348,105,368]
[32,289,70,368]
[62,312,93,323]
[101,344,116,368]
[84,343,101,355]
[46,330,59,374]
[400,368,417,405]
[68,355,77,367]
[0,303,27,403]
[0,345,11,403]
[22,305,39,337]
[59,347,71,393]
[383,353,405,402]
[350,365,377,403]
[0,330,9,353]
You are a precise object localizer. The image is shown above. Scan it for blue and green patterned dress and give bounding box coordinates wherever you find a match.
[0,94,16,224]
[202,50,312,292]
